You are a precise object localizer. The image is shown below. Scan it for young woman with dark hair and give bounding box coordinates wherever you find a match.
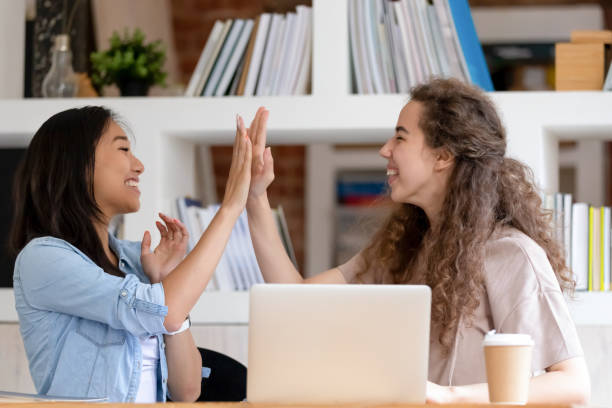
[11,105,264,402]
[245,79,590,404]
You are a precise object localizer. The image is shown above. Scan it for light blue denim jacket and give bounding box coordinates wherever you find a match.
[13,234,170,402]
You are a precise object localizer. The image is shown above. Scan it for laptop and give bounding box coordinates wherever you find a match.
[247,284,431,404]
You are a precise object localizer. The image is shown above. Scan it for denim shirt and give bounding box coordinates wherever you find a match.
[13,235,170,402]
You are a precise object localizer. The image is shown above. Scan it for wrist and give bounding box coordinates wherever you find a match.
[218,203,243,219]
[166,315,191,335]
[144,270,162,284]
[246,193,269,210]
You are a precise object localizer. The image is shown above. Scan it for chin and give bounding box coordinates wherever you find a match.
[390,189,415,205]
[389,189,405,203]
[122,201,141,214]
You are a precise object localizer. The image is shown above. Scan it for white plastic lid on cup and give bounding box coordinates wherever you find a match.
[482,330,534,347]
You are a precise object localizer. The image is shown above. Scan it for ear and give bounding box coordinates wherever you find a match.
[434,148,454,171]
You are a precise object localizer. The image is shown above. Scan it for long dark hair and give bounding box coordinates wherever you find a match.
[10,106,122,276]
[359,78,573,354]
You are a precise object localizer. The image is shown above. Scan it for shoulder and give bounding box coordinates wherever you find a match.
[337,251,387,284]
[18,236,91,263]
[337,252,365,283]
[483,226,561,293]
[486,226,543,254]
[14,236,100,282]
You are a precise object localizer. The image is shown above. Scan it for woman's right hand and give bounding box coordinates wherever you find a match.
[220,114,252,215]
[247,107,274,199]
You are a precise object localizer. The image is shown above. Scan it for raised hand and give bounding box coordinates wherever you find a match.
[247,107,274,199]
[221,114,253,214]
[141,213,189,284]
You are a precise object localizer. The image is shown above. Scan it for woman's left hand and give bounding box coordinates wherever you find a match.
[426,381,455,404]
[247,107,273,199]
[141,213,189,284]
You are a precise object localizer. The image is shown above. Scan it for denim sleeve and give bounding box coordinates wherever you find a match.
[16,238,169,336]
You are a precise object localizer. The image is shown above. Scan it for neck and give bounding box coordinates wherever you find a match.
[420,174,450,232]
[423,203,442,232]
[93,216,115,265]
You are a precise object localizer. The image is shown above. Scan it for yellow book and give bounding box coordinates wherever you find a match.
[592,208,601,291]
[601,207,606,291]
[588,206,593,291]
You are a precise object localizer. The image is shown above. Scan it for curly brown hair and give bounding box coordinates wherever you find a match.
[360,78,574,354]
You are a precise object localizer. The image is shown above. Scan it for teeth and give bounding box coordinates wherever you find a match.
[387,169,398,176]
[125,180,138,187]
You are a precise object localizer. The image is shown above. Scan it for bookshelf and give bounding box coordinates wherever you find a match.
[1,92,612,320]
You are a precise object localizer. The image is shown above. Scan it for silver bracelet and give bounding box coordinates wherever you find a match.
[167,315,191,335]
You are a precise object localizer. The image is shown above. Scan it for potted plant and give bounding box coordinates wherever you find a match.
[90,28,167,96]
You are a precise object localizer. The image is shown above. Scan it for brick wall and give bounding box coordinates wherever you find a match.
[210,145,305,270]
[170,0,310,271]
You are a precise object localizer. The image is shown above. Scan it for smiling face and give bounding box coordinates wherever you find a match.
[93,120,144,220]
[379,101,453,215]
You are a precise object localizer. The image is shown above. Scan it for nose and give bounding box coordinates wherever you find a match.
[133,155,144,174]
[379,139,391,158]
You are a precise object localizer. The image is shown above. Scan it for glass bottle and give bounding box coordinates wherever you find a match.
[42,34,78,97]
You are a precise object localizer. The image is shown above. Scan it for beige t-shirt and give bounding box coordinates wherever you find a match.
[337,227,583,386]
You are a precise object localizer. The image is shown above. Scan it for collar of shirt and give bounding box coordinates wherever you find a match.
[108,233,150,284]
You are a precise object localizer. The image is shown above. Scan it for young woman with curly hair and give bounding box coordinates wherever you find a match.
[245,79,590,404]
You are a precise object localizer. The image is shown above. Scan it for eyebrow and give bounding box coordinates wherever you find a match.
[112,135,129,142]
[395,126,409,134]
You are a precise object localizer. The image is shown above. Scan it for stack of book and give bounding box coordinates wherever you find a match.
[348,0,493,94]
[543,193,612,292]
[337,171,387,205]
[176,197,296,291]
[185,5,312,97]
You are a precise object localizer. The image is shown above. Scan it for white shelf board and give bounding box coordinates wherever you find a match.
[333,148,386,170]
[565,291,612,326]
[0,288,610,326]
[0,288,249,325]
[2,92,612,146]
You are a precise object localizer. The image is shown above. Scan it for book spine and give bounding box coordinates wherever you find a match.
[563,193,572,268]
[588,206,594,291]
[602,206,606,291]
[571,202,588,291]
[203,19,245,96]
[236,16,260,96]
[604,207,611,291]
[185,21,224,96]
[445,0,494,91]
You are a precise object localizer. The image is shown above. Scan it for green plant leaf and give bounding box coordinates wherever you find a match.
[89,27,167,89]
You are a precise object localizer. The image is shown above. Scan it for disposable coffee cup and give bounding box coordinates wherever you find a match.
[483,330,534,405]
